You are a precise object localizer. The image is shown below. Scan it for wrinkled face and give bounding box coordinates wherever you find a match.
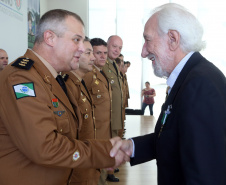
[0,50,8,70]
[93,45,108,68]
[53,16,85,72]
[141,15,171,78]
[78,41,95,73]
[107,36,123,60]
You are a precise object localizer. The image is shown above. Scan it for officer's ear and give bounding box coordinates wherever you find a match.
[167,30,180,51]
[43,30,57,47]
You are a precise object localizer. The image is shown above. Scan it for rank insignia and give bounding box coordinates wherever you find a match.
[95,80,99,85]
[111,80,114,84]
[93,75,97,79]
[82,98,86,102]
[72,150,80,161]
[84,114,88,119]
[97,95,101,98]
[54,111,65,117]
[12,58,34,70]
[52,98,59,108]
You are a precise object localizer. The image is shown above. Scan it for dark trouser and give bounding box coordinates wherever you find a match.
[141,103,154,115]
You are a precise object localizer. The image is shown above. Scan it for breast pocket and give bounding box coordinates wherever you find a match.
[50,99,70,135]
[91,86,107,105]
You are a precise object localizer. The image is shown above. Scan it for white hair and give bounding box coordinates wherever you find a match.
[151,3,206,52]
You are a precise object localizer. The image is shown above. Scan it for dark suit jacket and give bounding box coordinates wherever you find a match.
[131,52,226,185]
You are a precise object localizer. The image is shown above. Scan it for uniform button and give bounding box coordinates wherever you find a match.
[60,129,63,132]
[85,108,88,111]
[98,90,100,92]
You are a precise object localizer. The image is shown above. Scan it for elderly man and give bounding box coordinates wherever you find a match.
[0,49,8,71]
[0,9,128,185]
[102,35,124,182]
[111,3,226,185]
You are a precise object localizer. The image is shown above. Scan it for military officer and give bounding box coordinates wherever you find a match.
[103,35,124,182]
[63,37,100,185]
[0,9,128,185]
[83,38,112,185]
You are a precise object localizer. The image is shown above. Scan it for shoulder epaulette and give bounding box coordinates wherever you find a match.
[11,58,34,70]
[62,74,69,82]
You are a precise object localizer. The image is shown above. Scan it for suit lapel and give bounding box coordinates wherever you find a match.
[156,52,203,132]
[68,72,92,106]
[96,68,109,89]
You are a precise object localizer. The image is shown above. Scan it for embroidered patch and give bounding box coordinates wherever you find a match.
[13,82,36,99]
[72,150,80,161]
[111,80,114,84]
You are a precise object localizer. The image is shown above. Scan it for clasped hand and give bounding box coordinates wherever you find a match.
[107,137,133,170]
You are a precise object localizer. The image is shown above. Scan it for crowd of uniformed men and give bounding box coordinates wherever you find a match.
[0,10,130,185]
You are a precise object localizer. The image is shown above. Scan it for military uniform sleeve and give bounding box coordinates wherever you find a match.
[0,69,115,169]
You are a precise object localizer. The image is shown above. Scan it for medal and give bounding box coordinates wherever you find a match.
[158,105,172,137]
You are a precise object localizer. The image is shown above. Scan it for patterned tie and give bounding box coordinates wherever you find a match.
[56,75,67,95]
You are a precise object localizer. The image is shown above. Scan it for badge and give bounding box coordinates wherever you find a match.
[161,105,172,125]
[93,75,96,79]
[81,92,83,96]
[13,82,36,99]
[52,98,59,108]
[82,97,86,102]
[97,95,101,98]
[109,70,112,73]
[95,80,99,85]
[158,105,172,137]
[54,111,65,117]
[44,75,50,83]
[72,150,80,161]
[111,80,114,84]
[84,114,88,119]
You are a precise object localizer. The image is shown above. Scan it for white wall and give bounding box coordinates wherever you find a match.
[0,0,28,63]
[41,0,89,35]
[0,0,89,63]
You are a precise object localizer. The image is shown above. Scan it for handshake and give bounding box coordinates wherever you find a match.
[108,137,134,170]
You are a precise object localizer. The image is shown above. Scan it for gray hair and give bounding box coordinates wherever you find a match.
[35,9,84,44]
[152,3,206,52]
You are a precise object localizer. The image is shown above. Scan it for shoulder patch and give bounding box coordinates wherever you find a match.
[13,82,36,99]
[12,58,34,70]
